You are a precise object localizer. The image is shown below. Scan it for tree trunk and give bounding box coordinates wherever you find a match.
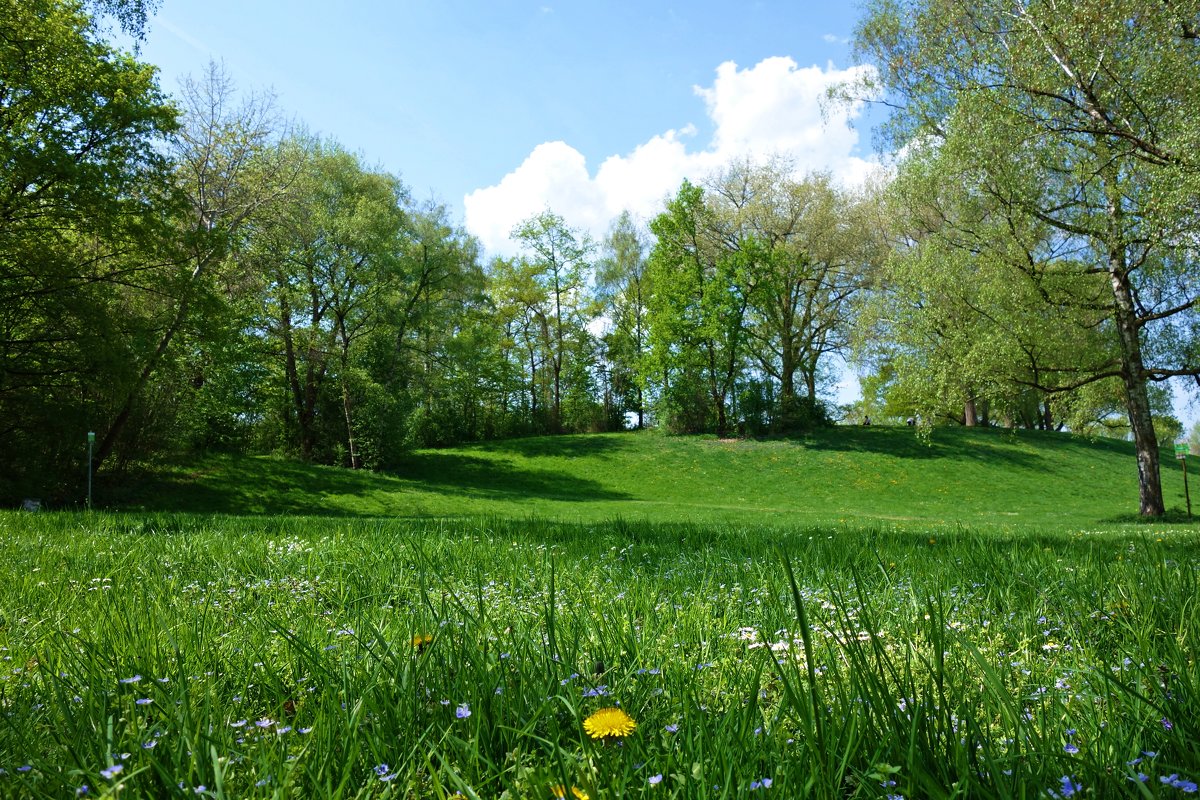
[964,395,978,427]
[1110,260,1164,516]
[1103,160,1164,516]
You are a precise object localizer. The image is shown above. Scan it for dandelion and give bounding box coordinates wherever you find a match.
[549,785,588,799]
[412,633,433,651]
[583,707,637,740]
[456,703,471,719]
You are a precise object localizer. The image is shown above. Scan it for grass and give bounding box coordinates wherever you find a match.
[109,426,1192,526]
[1,513,1198,798]
[2,427,1198,797]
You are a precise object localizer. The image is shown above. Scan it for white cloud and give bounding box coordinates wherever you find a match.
[464,56,880,256]
[822,33,850,44]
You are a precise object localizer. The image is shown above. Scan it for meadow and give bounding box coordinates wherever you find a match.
[1,428,1198,798]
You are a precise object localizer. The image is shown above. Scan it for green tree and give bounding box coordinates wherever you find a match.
[92,61,292,470]
[248,138,407,465]
[510,212,596,433]
[852,0,1200,515]
[595,211,652,429]
[646,181,753,435]
[0,0,177,500]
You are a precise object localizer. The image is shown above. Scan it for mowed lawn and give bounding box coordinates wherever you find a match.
[117,426,1185,526]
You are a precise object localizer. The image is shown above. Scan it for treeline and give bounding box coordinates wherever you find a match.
[5,0,1200,517]
[1,1,881,503]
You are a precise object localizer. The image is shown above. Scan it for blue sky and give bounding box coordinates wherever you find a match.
[129,1,882,251]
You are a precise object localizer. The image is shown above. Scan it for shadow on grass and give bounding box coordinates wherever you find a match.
[795,424,1135,469]
[112,449,630,516]
[385,450,631,502]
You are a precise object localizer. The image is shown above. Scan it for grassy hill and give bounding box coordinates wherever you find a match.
[113,425,1192,526]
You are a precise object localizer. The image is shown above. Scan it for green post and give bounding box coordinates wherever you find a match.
[87,431,95,510]
[1175,442,1191,520]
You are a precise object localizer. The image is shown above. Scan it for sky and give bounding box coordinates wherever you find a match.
[123,1,883,255]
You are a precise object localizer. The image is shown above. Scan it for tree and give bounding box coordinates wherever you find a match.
[595,211,652,429]
[92,61,293,470]
[0,0,177,500]
[707,161,877,431]
[852,0,1200,515]
[646,181,753,436]
[510,212,596,433]
[249,138,407,465]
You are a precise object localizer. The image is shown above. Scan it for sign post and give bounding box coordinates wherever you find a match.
[1175,442,1191,520]
[87,431,95,510]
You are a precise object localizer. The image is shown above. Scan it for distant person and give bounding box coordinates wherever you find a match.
[863,416,871,426]
[906,417,915,426]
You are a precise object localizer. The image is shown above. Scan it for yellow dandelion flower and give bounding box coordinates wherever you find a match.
[549,785,588,799]
[583,706,637,740]
[412,633,433,651]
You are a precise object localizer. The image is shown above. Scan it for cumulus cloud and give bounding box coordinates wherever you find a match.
[464,56,879,256]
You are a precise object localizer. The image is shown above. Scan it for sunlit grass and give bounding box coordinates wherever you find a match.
[112,426,1190,527]
[1,513,1196,797]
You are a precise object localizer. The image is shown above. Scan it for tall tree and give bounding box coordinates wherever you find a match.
[250,138,406,465]
[595,211,652,429]
[511,212,595,433]
[0,0,177,500]
[852,0,1200,515]
[93,61,293,469]
[646,181,753,436]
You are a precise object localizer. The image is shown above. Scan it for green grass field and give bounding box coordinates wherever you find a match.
[2,428,1198,798]
[113,426,1191,526]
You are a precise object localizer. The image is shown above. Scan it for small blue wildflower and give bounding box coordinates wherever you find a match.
[76,785,89,796]
[142,740,158,749]
[1162,718,1174,731]
[17,765,32,773]
[136,698,153,706]
[255,718,273,728]
[193,785,206,793]
[374,764,390,778]
[649,774,663,786]
[255,779,270,787]
[665,724,678,733]
[230,720,247,728]
[1057,776,1081,797]
[100,764,123,780]
[1064,743,1079,754]
[1174,778,1198,793]
[583,685,609,698]
[456,703,471,719]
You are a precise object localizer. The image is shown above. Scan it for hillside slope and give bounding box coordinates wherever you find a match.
[114,426,1191,527]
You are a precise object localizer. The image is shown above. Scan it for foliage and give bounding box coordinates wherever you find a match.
[0,0,177,501]
[849,0,1200,515]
